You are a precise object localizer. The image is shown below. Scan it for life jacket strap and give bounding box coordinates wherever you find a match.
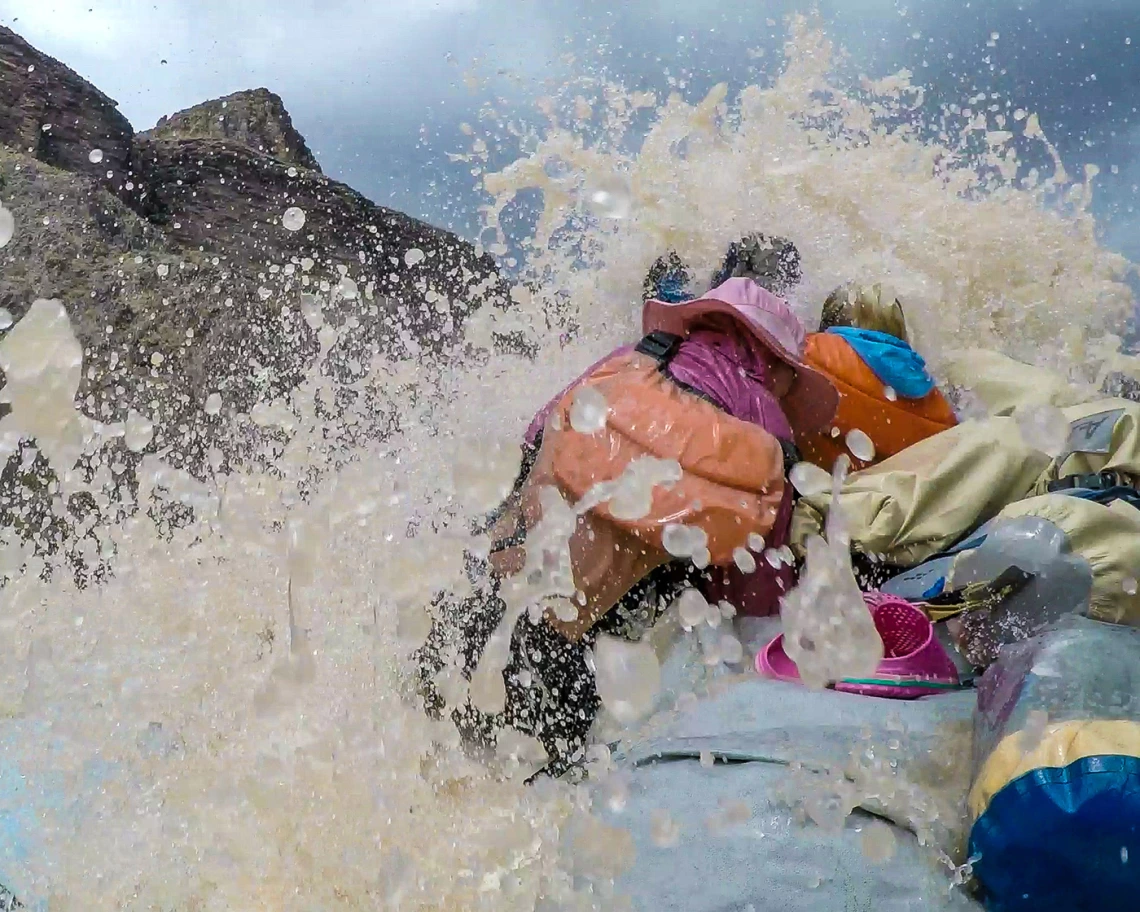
[1047,470,1136,493]
[780,438,802,477]
[634,330,684,365]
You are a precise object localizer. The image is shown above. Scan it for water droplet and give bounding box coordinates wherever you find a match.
[605,456,681,520]
[287,166,298,178]
[747,532,765,551]
[593,634,661,724]
[846,428,876,462]
[650,809,681,848]
[124,411,154,453]
[568,386,608,433]
[0,309,12,330]
[150,352,164,367]
[204,393,222,416]
[699,750,715,768]
[0,206,14,249]
[789,461,832,497]
[663,523,708,559]
[1125,577,1138,596]
[675,588,709,629]
[88,148,104,164]
[733,546,756,573]
[583,173,633,219]
[156,264,169,278]
[404,247,425,267]
[337,277,359,300]
[300,294,323,329]
[281,207,306,232]
[764,548,782,568]
[451,439,522,514]
[1123,846,1130,864]
[42,123,52,132]
[1015,403,1070,457]
[861,819,897,863]
[543,156,573,181]
[718,634,744,665]
[884,385,898,401]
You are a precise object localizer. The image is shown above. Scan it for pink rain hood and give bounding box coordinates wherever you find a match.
[521,278,818,617]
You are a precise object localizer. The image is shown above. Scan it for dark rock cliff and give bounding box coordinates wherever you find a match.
[0,24,509,587]
[146,88,322,172]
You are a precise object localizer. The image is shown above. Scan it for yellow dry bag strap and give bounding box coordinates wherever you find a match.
[915,566,1036,622]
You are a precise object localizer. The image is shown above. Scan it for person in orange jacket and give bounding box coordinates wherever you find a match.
[797,282,958,472]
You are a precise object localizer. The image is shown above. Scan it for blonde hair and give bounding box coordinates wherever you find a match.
[820,283,908,341]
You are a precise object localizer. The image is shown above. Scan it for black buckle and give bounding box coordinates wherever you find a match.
[780,439,801,477]
[635,331,684,366]
[1047,471,1125,493]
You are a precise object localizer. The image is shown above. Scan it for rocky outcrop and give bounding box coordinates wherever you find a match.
[129,134,487,308]
[0,26,510,593]
[144,89,322,172]
[0,25,506,409]
[0,26,133,188]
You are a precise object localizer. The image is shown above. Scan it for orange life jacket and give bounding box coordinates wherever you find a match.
[490,340,789,642]
[796,332,957,472]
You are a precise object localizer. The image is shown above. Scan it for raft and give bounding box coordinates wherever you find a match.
[583,619,985,911]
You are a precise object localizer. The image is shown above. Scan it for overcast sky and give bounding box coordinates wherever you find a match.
[2,0,1139,261]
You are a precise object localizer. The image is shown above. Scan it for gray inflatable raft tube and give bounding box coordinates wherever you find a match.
[578,625,984,912]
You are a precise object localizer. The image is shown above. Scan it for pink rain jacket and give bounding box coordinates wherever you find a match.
[521,324,796,618]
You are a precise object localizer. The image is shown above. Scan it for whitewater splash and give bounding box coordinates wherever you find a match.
[0,14,1135,910]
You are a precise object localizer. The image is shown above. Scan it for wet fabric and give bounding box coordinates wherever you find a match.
[511,349,789,640]
[967,619,1140,911]
[524,344,634,448]
[591,628,982,912]
[940,349,1096,417]
[1032,399,1140,495]
[520,332,798,624]
[527,294,806,447]
[666,328,794,438]
[797,331,957,472]
[989,494,1140,627]
[644,277,839,432]
[600,761,984,912]
[792,416,1050,567]
[826,327,936,399]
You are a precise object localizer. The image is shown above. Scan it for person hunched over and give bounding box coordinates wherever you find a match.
[414,251,838,780]
[797,282,957,472]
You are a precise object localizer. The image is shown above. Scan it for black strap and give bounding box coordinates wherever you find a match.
[1047,471,1131,493]
[779,439,801,477]
[635,330,684,365]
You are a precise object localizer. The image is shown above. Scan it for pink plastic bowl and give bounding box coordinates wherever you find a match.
[755,592,961,700]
